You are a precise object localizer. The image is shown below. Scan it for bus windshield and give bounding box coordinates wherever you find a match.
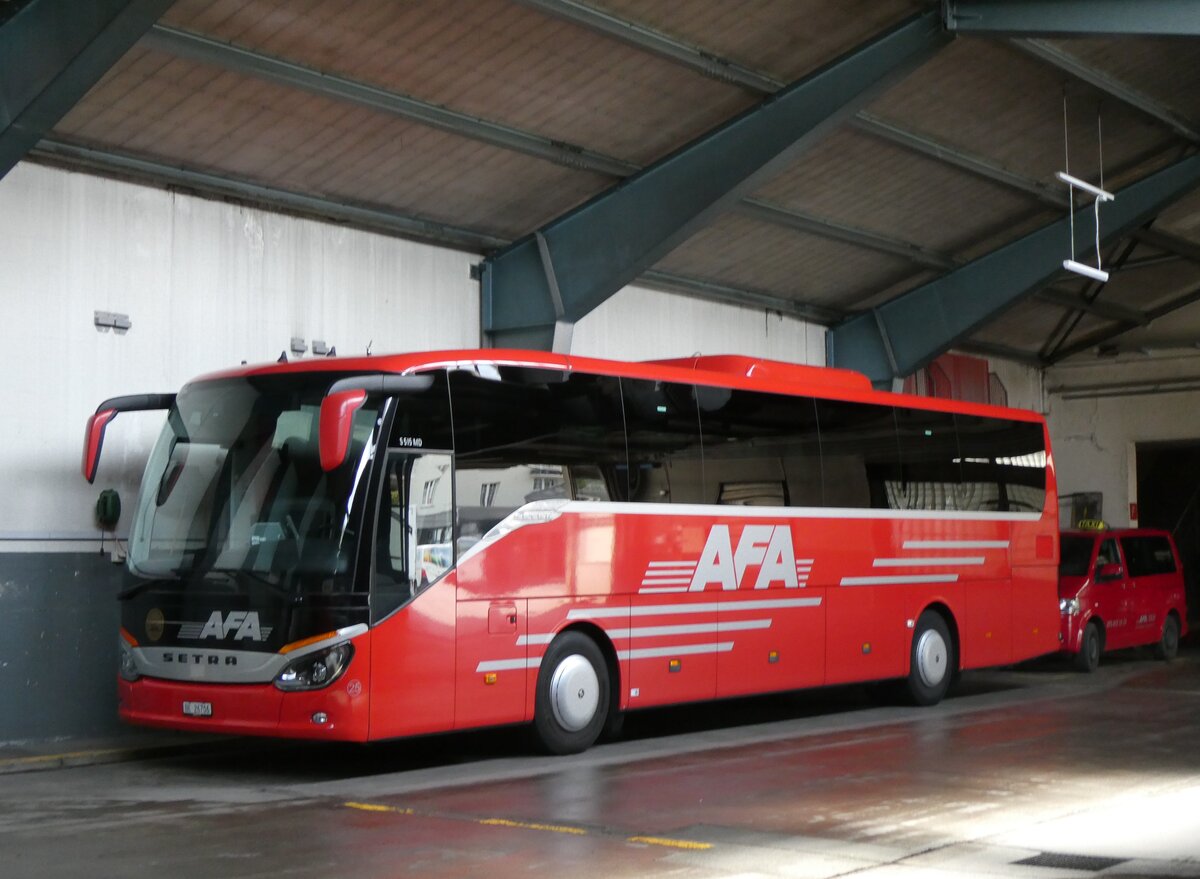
[128,374,381,592]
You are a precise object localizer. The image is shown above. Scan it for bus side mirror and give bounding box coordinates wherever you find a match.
[319,390,368,471]
[82,410,118,484]
[1096,562,1124,581]
[318,373,435,471]
[82,393,176,483]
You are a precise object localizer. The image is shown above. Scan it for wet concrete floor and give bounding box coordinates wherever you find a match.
[3,650,1200,878]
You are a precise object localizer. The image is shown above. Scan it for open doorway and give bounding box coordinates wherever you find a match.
[1135,441,1200,624]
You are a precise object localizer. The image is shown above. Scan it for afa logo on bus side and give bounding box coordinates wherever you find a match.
[690,524,801,591]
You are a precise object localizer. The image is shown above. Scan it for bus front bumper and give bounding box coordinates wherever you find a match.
[118,675,370,741]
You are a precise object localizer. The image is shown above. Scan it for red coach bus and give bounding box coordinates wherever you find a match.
[83,350,1059,753]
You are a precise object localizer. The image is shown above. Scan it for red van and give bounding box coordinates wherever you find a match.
[1059,527,1188,671]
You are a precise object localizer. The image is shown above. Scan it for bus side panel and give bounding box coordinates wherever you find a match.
[627,593,719,708]
[1011,565,1060,660]
[717,587,826,697]
[455,597,528,730]
[958,579,1013,669]
[823,584,911,685]
[368,576,457,740]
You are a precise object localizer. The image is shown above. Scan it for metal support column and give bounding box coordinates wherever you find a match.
[480,11,948,350]
[0,0,174,181]
[827,154,1200,387]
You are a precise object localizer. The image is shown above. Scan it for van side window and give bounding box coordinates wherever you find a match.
[1121,535,1177,576]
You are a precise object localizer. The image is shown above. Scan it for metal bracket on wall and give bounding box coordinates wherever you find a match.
[93,310,131,333]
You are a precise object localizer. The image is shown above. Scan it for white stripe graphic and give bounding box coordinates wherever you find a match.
[640,577,692,585]
[568,597,822,620]
[902,540,1009,549]
[612,620,772,639]
[638,586,689,594]
[873,557,984,567]
[475,657,543,673]
[618,642,734,661]
[566,500,1040,522]
[516,633,556,646]
[840,574,959,586]
[647,560,697,569]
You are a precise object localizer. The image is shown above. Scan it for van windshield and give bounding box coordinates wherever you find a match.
[1059,535,1095,577]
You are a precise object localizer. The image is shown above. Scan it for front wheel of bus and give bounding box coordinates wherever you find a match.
[534,632,610,755]
[907,611,954,706]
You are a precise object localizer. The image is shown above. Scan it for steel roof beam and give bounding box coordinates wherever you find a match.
[144,25,640,178]
[31,139,508,252]
[827,154,1200,386]
[0,0,175,182]
[945,0,1200,37]
[850,112,1069,209]
[481,11,949,350]
[1132,227,1200,267]
[737,199,957,270]
[1035,286,1150,324]
[1014,39,1200,143]
[1049,280,1200,362]
[512,0,784,94]
[639,270,846,324]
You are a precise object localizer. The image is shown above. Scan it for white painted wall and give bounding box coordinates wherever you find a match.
[0,163,828,548]
[0,163,479,547]
[574,284,825,365]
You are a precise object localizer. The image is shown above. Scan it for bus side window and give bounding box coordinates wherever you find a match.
[892,407,960,511]
[815,399,900,509]
[622,378,705,504]
[697,387,820,507]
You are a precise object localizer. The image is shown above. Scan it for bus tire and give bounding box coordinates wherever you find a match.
[906,610,954,706]
[533,632,609,755]
[1075,621,1102,673]
[1155,614,1180,662]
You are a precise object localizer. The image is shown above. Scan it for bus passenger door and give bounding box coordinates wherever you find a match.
[455,598,528,730]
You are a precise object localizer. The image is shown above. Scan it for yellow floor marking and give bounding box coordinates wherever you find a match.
[478,818,587,835]
[627,835,713,850]
[343,801,414,814]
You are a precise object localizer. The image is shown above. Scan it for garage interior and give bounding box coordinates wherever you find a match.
[3,1,1200,876]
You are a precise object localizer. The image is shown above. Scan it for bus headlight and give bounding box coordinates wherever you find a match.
[119,639,140,682]
[274,643,353,691]
[1059,598,1080,616]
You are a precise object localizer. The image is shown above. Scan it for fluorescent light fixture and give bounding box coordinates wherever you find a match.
[1063,259,1110,282]
[1056,172,1114,202]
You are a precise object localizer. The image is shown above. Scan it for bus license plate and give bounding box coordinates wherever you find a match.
[182,701,212,717]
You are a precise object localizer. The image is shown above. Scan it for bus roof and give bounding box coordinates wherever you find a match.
[190,348,1044,423]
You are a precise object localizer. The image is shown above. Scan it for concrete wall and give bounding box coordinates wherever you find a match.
[0,163,825,743]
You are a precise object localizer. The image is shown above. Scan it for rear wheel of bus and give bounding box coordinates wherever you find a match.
[907,610,954,706]
[533,632,610,754]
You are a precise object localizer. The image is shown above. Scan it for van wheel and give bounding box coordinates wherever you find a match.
[1074,621,1102,672]
[533,632,609,755]
[1155,615,1180,661]
[906,611,954,706]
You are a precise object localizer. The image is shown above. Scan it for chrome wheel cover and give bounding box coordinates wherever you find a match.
[915,628,948,688]
[549,653,600,732]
